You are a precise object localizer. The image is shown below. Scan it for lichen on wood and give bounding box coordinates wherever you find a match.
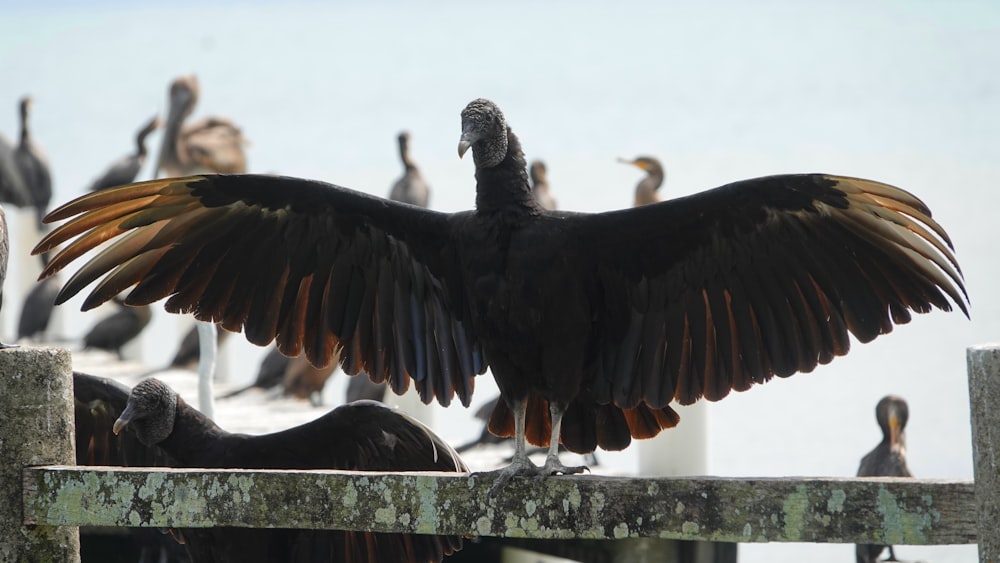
[23,466,976,545]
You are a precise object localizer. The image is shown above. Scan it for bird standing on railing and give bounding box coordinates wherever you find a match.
[112,377,467,562]
[34,98,968,496]
[856,395,913,563]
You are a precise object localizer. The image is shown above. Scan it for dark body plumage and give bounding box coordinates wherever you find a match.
[83,300,152,358]
[0,132,31,207]
[167,323,230,369]
[14,97,52,225]
[87,115,161,192]
[113,378,466,562]
[36,98,967,483]
[856,395,912,563]
[18,253,60,341]
[388,131,430,207]
[219,344,338,402]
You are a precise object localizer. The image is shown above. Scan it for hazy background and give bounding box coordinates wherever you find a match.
[2,1,997,561]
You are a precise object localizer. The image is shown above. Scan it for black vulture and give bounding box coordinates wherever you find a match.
[112,377,467,562]
[529,160,556,210]
[856,395,912,563]
[35,98,968,490]
[86,115,162,192]
[73,372,190,563]
[157,75,247,177]
[14,96,52,226]
[388,131,430,207]
[618,155,664,206]
[82,298,152,358]
[0,132,31,207]
[18,252,60,341]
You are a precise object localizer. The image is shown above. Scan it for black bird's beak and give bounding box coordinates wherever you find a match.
[112,404,135,436]
[458,124,478,159]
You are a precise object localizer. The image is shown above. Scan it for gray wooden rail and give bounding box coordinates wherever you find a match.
[3,345,998,562]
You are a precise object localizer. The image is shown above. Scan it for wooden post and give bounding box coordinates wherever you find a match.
[0,346,79,562]
[967,344,1000,563]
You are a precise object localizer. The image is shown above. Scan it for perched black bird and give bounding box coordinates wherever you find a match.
[13,96,52,226]
[218,344,290,399]
[529,160,556,210]
[86,115,162,192]
[618,155,665,206]
[35,98,968,491]
[0,132,31,207]
[167,323,230,370]
[73,372,189,563]
[18,252,60,341]
[113,377,467,562]
[82,299,152,358]
[388,131,430,207]
[856,395,912,563]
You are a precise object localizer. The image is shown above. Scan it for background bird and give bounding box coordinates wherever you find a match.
[156,75,247,177]
[82,299,152,359]
[0,132,31,207]
[618,155,665,206]
[388,130,430,207]
[17,252,60,342]
[529,160,557,210]
[34,98,968,493]
[13,96,52,226]
[112,377,467,562]
[856,395,912,563]
[86,115,162,192]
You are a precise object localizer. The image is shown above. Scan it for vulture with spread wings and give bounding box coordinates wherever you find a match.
[35,98,968,489]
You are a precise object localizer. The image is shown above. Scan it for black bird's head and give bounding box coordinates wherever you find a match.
[113,378,178,446]
[458,98,508,169]
[529,160,547,184]
[875,395,909,446]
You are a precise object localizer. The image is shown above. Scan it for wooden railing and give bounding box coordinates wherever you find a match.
[2,345,996,562]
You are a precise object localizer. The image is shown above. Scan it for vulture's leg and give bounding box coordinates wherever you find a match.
[541,401,587,476]
[487,397,539,496]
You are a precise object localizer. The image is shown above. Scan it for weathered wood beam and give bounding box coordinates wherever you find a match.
[24,466,975,545]
[1,348,79,563]
[968,344,1000,563]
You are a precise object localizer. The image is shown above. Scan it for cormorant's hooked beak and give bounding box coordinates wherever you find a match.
[112,404,136,436]
[618,157,644,170]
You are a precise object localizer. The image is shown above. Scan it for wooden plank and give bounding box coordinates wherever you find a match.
[968,344,1000,562]
[23,466,975,545]
[0,348,79,563]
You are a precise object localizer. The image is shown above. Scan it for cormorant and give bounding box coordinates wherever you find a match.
[856,395,912,563]
[529,160,557,210]
[14,96,52,225]
[388,131,430,207]
[82,299,152,358]
[619,155,664,206]
[87,115,162,192]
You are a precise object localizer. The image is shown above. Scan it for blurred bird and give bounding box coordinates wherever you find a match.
[0,133,31,207]
[157,75,247,177]
[18,252,60,342]
[82,298,152,359]
[619,155,665,206]
[86,115,162,192]
[13,96,52,226]
[0,203,12,349]
[856,395,912,563]
[346,373,388,403]
[529,160,557,210]
[388,131,430,207]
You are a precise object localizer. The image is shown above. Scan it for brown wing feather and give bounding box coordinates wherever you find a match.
[35,174,483,407]
[583,174,967,416]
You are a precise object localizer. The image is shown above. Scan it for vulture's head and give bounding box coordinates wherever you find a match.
[113,378,178,446]
[458,98,508,169]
